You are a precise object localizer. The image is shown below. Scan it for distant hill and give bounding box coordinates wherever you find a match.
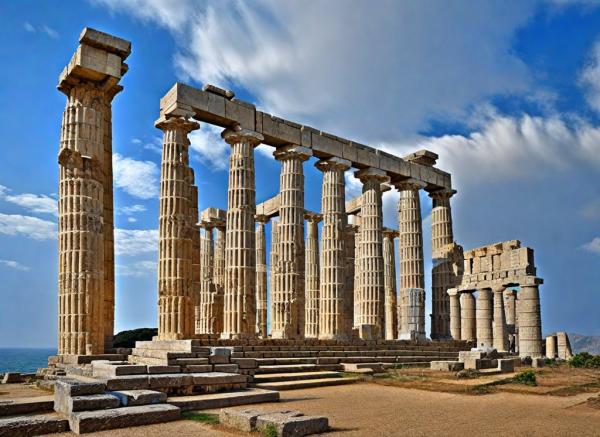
[569,333,600,355]
[113,328,157,348]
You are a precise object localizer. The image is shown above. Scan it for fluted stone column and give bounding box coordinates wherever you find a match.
[197,224,216,334]
[156,116,199,340]
[269,219,280,335]
[518,282,543,357]
[383,229,398,340]
[352,217,361,328]
[212,225,225,334]
[57,28,130,355]
[355,168,388,339]
[404,288,426,339]
[493,286,508,352]
[190,186,201,333]
[316,157,351,340]
[271,146,311,339]
[448,288,461,341]
[476,288,493,348]
[255,215,268,338]
[305,213,322,338]
[344,224,358,335]
[460,291,476,342]
[221,126,263,339]
[429,189,457,340]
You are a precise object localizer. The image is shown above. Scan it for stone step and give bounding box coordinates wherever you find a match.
[110,390,167,407]
[341,363,384,372]
[255,357,317,365]
[0,395,54,417]
[92,362,147,378]
[69,404,181,434]
[254,377,359,391]
[174,357,209,365]
[68,394,121,414]
[255,364,316,374]
[0,413,69,436]
[253,371,342,383]
[60,354,127,365]
[168,388,279,411]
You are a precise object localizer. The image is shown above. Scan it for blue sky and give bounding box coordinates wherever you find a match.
[0,0,599,348]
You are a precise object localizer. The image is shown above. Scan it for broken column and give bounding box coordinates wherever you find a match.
[156,115,199,340]
[255,215,269,338]
[546,335,557,359]
[492,286,508,352]
[316,157,351,340]
[271,145,311,339]
[355,168,388,339]
[429,189,457,340]
[448,288,461,341]
[57,28,130,355]
[221,126,263,339]
[305,213,322,339]
[476,288,493,348]
[383,228,398,340]
[518,280,543,358]
[460,291,476,342]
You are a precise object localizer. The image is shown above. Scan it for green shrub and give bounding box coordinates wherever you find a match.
[113,328,158,348]
[513,370,537,386]
[569,352,600,369]
[262,423,278,437]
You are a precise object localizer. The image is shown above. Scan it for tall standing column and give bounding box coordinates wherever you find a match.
[394,179,426,340]
[429,188,457,340]
[305,213,322,338]
[197,224,216,333]
[255,215,268,338]
[156,116,199,340]
[383,229,398,340]
[460,291,476,342]
[316,157,351,340]
[221,126,263,339]
[355,168,388,339]
[344,224,358,335]
[212,224,226,335]
[57,28,130,355]
[518,282,543,357]
[269,220,280,336]
[447,288,461,340]
[271,146,311,339]
[190,186,201,333]
[493,286,508,352]
[476,288,493,348]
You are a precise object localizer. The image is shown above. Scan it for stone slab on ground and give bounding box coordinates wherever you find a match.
[54,378,106,397]
[219,408,264,432]
[430,361,464,372]
[0,396,54,417]
[498,359,515,373]
[254,377,359,391]
[1,373,22,384]
[253,371,342,383]
[110,390,167,407]
[168,388,280,411]
[68,404,180,434]
[69,393,121,413]
[256,411,329,437]
[0,414,69,437]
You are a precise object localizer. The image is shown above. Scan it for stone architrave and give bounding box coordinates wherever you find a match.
[221,126,264,339]
[492,286,508,352]
[476,288,493,348]
[355,168,389,339]
[255,215,269,338]
[394,178,426,339]
[460,291,476,342]
[156,115,200,340]
[518,281,543,358]
[315,157,351,340]
[383,229,399,340]
[57,28,130,355]
[429,189,457,340]
[271,145,312,339]
[447,288,461,341]
[305,213,322,338]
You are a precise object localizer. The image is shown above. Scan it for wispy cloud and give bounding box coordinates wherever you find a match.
[114,228,158,256]
[0,213,57,241]
[582,237,600,254]
[116,260,156,277]
[189,124,229,170]
[23,22,59,39]
[23,22,35,33]
[0,259,30,271]
[580,39,600,114]
[0,184,58,216]
[113,153,160,199]
[118,204,147,215]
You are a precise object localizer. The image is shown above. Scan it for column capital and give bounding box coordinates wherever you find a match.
[355,167,389,184]
[304,212,323,223]
[221,124,264,146]
[273,144,312,161]
[447,288,460,297]
[254,214,270,224]
[383,228,399,239]
[315,156,351,172]
[492,284,506,293]
[155,115,199,134]
[392,177,426,191]
[429,188,457,200]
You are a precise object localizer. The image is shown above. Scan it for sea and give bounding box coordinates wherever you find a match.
[0,348,57,373]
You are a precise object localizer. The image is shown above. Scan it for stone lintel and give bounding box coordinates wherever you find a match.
[79,27,131,59]
[200,208,226,227]
[403,149,439,167]
[256,194,281,218]
[202,84,235,100]
[254,214,270,224]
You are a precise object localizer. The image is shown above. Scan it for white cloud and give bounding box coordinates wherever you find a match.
[0,259,30,271]
[580,40,600,113]
[41,25,59,39]
[114,228,158,256]
[143,137,163,154]
[113,153,160,199]
[131,138,142,145]
[23,22,35,33]
[0,213,57,241]
[0,184,58,216]
[116,260,157,277]
[118,204,147,215]
[22,22,59,38]
[189,124,229,170]
[582,237,600,254]
[127,217,137,223]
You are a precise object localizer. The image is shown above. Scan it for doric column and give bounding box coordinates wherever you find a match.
[269,219,280,336]
[504,289,517,330]
[255,215,269,338]
[355,168,388,339]
[394,179,426,339]
[57,28,130,355]
[352,216,361,328]
[493,286,508,352]
[197,224,216,334]
[546,335,557,359]
[316,157,351,340]
[447,288,461,341]
[460,291,476,342]
[271,145,311,339]
[476,288,493,348]
[429,188,457,340]
[518,281,543,357]
[305,213,322,338]
[156,116,199,340]
[212,225,225,334]
[383,228,399,340]
[344,223,358,336]
[221,126,263,339]
[190,185,201,333]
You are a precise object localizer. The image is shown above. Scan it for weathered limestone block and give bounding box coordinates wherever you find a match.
[256,412,329,437]
[304,213,322,338]
[0,415,69,436]
[219,408,263,432]
[399,288,426,340]
[430,361,464,372]
[110,390,167,407]
[498,358,515,373]
[556,332,573,360]
[54,379,106,414]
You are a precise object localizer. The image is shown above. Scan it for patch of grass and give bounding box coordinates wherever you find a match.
[466,384,494,395]
[513,370,537,386]
[182,411,219,425]
[261,423,278,437]
[456,369,481,379]
[392,364,405,370]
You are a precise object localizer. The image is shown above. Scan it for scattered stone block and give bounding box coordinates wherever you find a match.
[110,390,167,407]
[0,396,54,417]
[54,379,106,414]
[430,361,464,372]
[498,359,515,373]
[69,394,121,413]
[0,414,69,436]
[1,373,22,384]
[532,358,545,368]
[256,411,329,437]
[219,408,263,432]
